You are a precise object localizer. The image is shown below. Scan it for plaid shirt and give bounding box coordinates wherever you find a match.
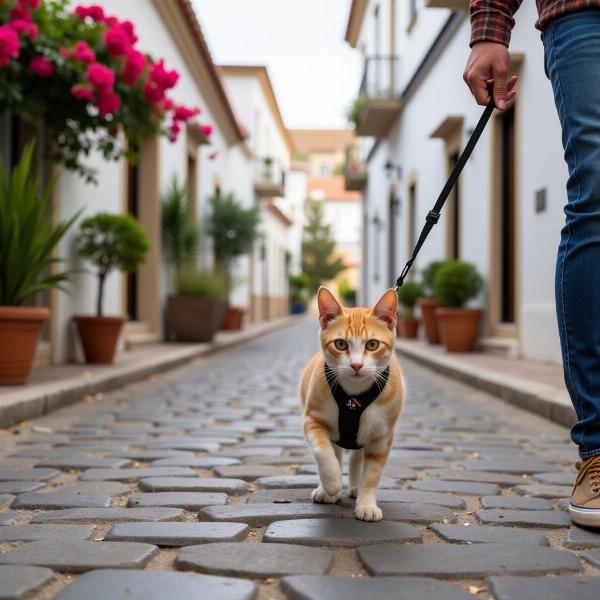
[470,0,600,46]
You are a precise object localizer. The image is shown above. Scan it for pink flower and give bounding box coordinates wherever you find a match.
[201,124,213,137]
[163,97,175,111]
[0,25,19,67]
[10,5,31,21]
[60,46,70,58]
[9,19,37,39]
[122,48,145,85]
[149,59,179,90]
[87,62,115,90]
[104,15,118,27]
[104,25,130,58]
[120,20,138,44]
[173,106,200,122]
[143,80,164,104]
[73,40,95,63]
[71,83,93,101]
[170,121,181,135]
[29,55,53,77]
[75,5,105,21]
[96,92,121,116]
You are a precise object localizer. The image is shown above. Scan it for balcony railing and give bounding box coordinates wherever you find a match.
[355,55,403,138]
[359,55,402,100]
[254,157,286,198]
[344,143,367,191]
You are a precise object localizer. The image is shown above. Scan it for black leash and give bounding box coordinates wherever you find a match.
[394,97,496,290]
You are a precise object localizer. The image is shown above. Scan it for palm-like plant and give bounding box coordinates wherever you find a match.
[161,177,200,283]
[0,142,79,306]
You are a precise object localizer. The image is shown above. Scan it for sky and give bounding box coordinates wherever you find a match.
[192,0,362,130]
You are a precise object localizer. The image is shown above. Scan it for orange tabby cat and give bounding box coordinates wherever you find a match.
[299,286,404,521]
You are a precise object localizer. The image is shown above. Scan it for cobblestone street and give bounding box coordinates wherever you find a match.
[0,320,599,599]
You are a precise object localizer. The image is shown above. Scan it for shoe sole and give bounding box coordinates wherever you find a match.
[569,502,600,527]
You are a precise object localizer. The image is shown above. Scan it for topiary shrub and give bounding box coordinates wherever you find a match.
[397,281,424,319]
[77,213,149,316]
[176,267,228,300]
[420,260,445,299]
[433,260,483,308]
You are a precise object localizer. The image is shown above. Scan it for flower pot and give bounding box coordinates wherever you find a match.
[435,307,482,352]
[418,297,441,344]
[73,316,125,364]
[222,306,244,331]
[167,295,226,342]
[402,317,419,339]
[291,303,307,315]
[396,316,405,338]
[0,306,50,385]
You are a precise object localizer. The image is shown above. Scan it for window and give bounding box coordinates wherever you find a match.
[409,0,418,28]
[319,163,330,177]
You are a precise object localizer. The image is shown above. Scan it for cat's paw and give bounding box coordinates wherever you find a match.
[312,486,339,504]
[347,486,358,498]
[355,503,383,521]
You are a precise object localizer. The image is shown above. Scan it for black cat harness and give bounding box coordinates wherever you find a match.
[324,362,390,450]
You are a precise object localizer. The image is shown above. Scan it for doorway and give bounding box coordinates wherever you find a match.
[388,187,397,285]
[447,150,461,260]
[126,158,140,321]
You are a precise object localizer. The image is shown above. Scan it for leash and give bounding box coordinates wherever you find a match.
[394,97,496,290]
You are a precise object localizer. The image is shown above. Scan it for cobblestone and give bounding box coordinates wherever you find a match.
[176,542,333,577]
[0,321,587,598]
[0,565,55,600]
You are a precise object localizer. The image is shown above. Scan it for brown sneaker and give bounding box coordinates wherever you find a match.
[569,455,600,527]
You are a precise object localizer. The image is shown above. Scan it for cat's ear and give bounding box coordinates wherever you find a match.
[317,286,343,329]
[371,288,398,330]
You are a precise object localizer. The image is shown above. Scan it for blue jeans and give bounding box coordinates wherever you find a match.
[543,10,600,459]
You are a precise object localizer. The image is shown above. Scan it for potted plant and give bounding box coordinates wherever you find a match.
[418,260,445,344]
[74,213,149,363]
[434,260,484,352]
[397,281,424,339]
[289,274,310,314]
[263,156,274,181]
[338,278,357,307]
[0,143,78,385]
[161,177,202,338]
[167,267,228,342]
[206,192,259,331]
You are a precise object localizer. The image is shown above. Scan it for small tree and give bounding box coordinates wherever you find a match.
[206,192,260,289]
[301,200,345,293]
[161,177,200,287]
[77,213,149,317]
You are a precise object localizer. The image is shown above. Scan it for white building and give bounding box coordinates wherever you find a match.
[345,0,567,363]
[0,0,271,366]
[221,66,297,321]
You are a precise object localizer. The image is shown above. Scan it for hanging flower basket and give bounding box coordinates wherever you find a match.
[0,1,213,182]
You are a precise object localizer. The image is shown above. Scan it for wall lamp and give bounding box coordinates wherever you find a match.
[384,159,402,180]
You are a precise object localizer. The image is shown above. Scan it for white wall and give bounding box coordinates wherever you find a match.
[356,4,566,363]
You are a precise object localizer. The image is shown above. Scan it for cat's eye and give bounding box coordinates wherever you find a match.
[334,339,348,351]
[366,339,379,351]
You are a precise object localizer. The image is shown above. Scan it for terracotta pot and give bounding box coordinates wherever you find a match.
[222,306,244,331]
[402,317,419,339]
[167,295,226,342]
[435,307,482,352]
[418,297,441,344]
[396,316,405,338]
[0,306,49,385]
[73,316,125,364]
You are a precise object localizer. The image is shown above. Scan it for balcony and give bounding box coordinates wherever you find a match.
[344,143,367,191]
[424,0,469,8]
[355,55,403,138]
[254,157,286,198]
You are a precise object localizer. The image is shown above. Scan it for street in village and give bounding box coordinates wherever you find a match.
[0,320,598,600]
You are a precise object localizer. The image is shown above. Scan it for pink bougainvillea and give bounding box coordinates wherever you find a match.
[0,24,19,66]
[73,40,95,63]
[0,1,206,181]
[29,54,52,77]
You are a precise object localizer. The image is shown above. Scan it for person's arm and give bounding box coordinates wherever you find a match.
[464,0,522,109]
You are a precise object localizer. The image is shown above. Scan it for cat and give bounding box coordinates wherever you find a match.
[299,286,404,521]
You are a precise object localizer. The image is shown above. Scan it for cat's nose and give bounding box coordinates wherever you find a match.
[350,362,363,373]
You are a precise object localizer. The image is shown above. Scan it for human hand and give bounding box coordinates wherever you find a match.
[463,42,518,110]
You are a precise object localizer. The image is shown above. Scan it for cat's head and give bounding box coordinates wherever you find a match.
[317,286,398,385]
